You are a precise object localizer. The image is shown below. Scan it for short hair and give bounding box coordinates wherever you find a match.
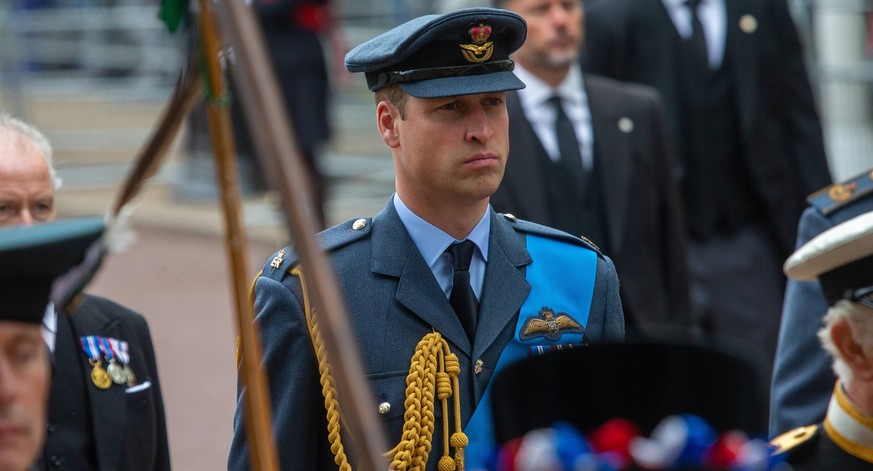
[374,84,409,119]
[0,112,62,189]
[818,299,873,384]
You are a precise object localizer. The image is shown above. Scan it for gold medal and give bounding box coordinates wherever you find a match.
[90,360,112,390]
[107,360,127,385]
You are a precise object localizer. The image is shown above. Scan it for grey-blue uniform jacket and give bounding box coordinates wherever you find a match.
[228,200,625,469]
[770,171,873,437]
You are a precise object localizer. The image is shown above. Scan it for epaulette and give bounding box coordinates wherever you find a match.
[500,213,603,255]
[807,170,873,216]
[259,217,374,280]
[770,424,819,455]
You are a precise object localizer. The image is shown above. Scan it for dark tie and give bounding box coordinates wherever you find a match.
[686,0,709,69]
[550,95,586,194]
[446,240,479,341]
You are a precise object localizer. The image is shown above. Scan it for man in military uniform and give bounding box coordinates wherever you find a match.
[228,8,624,470]
[0,114,171,471]
[0,217,103,471]
[771,211,873,468]
[770,170,873,437]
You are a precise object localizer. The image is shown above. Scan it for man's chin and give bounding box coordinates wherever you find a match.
[0,448,37,471]
[546,51,580,69]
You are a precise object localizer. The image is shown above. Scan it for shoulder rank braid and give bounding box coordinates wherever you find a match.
[290,265,469,471]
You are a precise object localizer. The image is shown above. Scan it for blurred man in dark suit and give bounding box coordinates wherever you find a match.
[581,0,831,380]
[490,0,690,335]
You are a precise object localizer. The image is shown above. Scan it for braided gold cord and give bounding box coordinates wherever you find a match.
[292,266,352,471]
[293,265,466,470]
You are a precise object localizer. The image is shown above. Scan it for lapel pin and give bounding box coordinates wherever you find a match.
[618,117,634,133]
[740,14,757,34]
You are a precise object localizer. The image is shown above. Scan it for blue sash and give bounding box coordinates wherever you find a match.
[464,234,597,468]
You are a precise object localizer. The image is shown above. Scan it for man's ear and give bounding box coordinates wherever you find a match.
[832,318,873,380]
[377,101,401,148]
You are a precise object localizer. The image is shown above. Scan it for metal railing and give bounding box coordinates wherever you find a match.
[794,0,873,180]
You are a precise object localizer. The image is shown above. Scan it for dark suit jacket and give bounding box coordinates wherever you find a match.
[581,0,831,256]
[44,295,170,471]
[491,76,690,332]
[228,200,624,470]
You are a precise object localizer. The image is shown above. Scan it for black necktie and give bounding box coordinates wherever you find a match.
[550,95,586,188]
[686,0,709,69]
[446,240,478,341]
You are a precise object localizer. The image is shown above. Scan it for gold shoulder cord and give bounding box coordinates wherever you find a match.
[290,265,469,471]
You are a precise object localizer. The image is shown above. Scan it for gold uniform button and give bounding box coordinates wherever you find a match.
[352,219,368,231]
[378,402,391,415]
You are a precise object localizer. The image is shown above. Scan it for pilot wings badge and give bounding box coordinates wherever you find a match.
[519,307,585,341]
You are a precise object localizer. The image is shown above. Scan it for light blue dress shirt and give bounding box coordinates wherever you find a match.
[393,193,489,300]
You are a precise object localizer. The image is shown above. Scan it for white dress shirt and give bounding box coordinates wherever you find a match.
[662,0,727,69]
[512,62,594,172]
[42,304,57,353]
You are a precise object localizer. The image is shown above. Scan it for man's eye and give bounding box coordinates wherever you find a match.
[33,203,53,218]
[440,103,459,111]
[12,343,39,366]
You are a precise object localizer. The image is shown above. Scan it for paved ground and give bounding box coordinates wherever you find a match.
[2,78,397,470]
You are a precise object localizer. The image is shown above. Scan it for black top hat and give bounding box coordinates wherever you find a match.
[344,8,526,98]
[490,339,767,444]
[0,217,104,324]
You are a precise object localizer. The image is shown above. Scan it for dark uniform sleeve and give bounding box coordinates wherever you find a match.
[228,273,330,470]
[588,253,625,343]
[769,208,838,437]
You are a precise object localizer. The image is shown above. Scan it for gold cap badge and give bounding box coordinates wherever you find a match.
[460,23,494,63]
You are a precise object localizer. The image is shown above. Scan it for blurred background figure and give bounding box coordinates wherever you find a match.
[490,0,690,336]
[581,0,832,391]
[181,0,341,230]
[771,171,873,438]
[229,0,342,228]
[772,211,873,469]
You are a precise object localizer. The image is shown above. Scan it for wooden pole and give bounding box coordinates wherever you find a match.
[211,1,390,469]
[198,2,280,470]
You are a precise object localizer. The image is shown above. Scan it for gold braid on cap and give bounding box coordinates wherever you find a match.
[290,265,468,470]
